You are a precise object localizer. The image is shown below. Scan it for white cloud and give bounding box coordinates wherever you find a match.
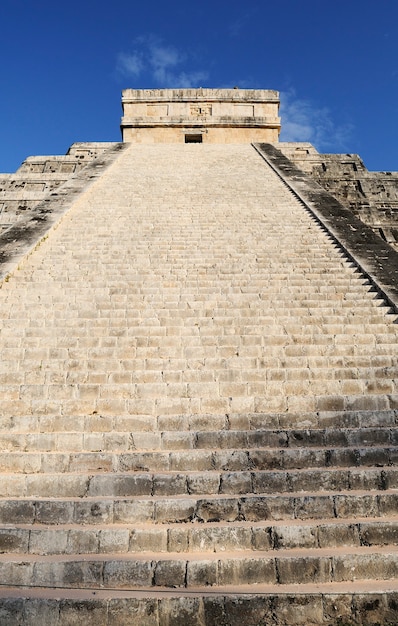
[279,89,353,151]
[117,35,209,88]
[117,52,144,77]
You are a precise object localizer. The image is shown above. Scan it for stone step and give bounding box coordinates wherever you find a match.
[2,394,398,419]
[0,490,396,525]
[1,142,398,621]
[11,311,394,322]
[3,374,397,400]
[1,518,397,555]
[0,444,396,474]
[3,363,398,386]
[0,409,396,434]
[0,425,396,451]
[0,546,397,590]
[0,585,397,626]
[0,283,384,294]
[0,463,397,497]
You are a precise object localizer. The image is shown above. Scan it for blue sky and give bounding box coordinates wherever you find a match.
[1,0,397,172]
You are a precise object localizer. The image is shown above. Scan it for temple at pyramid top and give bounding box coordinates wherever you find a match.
[121,88,281,143]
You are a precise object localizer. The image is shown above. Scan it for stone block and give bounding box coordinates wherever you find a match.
[352,593,389,626]
[158,597,205,626]
[155,499,195,523]
[88,474,152,497]
[207,596,273,626]
[161,432,194,449]
[251,526,273,550]
[0,529,29,553]
[187,473,220,494]
[98,528,129,553]
[315,395,345,411]
[219,557,276,586]
[241,496,294,521]
[334,494,378,518]
[29,529,68,555]
[318,523,360,548]
[0,561,33,587]
[73,500,113,524]
[248,429,288,448]
[195,498,239,523]
[108,598,159,626]
[67,529,99,554]
[272,595,324,625]
[186,559,218,586]
[294,495,335,520]
[358,446,391,466]
[58,600,107,626]
[167,527,189,553]
[220,472,252,494]
[153,473,188,496]
[349,469,384,490]
[273,524,317,549]
[119,452,169,472]
[114,499,154,523]
[189,526,252,553]
[291,468,349,492]
[170,451,213,471]
[322,594,354,624]
[59,560,103,588]
[27,474,89,498]
[129,528,167,552]
[379,493,398,515]
[0,599,25,626]
[23,599,62,626]
[248,449,283,470]
[277,556,332,584]
[103,559,153,588]
[333,552,398,581]
[252,471,288,494]
[154,559,186,587]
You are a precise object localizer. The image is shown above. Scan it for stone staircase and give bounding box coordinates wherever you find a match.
[0,144,397,625]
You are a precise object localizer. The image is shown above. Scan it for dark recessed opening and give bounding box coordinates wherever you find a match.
[185,134,203,143]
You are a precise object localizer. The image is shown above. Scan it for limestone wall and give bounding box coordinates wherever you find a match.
[278,142,398,250]
[0,143,118,233]
[121,88,281,143]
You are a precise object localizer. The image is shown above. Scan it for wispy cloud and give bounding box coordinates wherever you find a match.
[228,9,258,37]
[280,89,353,151]
[118,52,144,78]
[117,35,208,88]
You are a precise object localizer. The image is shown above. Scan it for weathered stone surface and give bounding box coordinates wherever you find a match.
[158,597,205,626]
[278,141,398,254]
[0,598,25,626]
[23,599,61,626]
[0,529,29,553]
[187,559,218,586]
[58,599,107,626]
[277,556,332,584]
[218,557,276,585]
[121,88,280,144]
[272,595,324,625]
[103,559,153,588]
[204,596,273,626]
[108,598,159,626]
[333,553,398,581]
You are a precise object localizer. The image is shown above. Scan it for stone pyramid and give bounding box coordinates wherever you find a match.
[0,90,397,625]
